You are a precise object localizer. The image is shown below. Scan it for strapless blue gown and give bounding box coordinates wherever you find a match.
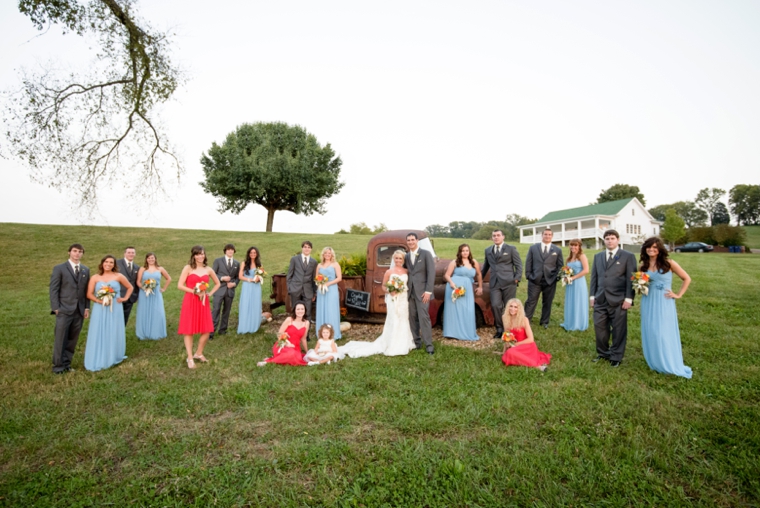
[443,266,479,341]
[238,269,262,334]
[640,270,692,378]
[136,270,167,340]
[560,260,589,331]
[85,280,127,371]
[316,266,341,339]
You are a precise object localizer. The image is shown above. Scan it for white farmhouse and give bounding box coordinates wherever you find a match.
[518,198,662,249]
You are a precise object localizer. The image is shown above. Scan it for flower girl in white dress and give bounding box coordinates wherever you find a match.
[304,324,344,365]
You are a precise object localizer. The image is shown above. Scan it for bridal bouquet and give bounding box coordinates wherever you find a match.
[142,278,157,296]
[558,265,575,287]
[385,276,406,295]
[194,280,210,305]
[275,333,290,352]
[96,285,117,312]
[252,267,267,283]
[451,286,466,303]
[631,272,650,296]
[315,274,329,294]
[502,330,517,347]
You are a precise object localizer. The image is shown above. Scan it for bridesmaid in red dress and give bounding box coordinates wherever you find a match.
[177,245,221,369]
[501,298,551,372]
[257,301,309,367]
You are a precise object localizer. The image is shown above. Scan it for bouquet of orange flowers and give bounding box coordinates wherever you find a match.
[315,273,329,294]
[96,285,117,312]
[142,278,157,296]
[275,333,290,352]
[631,271,650,296]
[558,266,575,287]
[253,267,267,283]
[194,280,210,305]
[385,275,406,299]
[502,330,517,347]
[451,286,466,303]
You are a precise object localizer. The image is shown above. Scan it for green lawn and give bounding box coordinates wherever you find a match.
[1,223,758,507]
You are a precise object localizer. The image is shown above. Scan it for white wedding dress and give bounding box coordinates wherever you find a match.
[338,274,416,358]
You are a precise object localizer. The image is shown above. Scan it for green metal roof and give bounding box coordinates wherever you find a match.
[535,198,634,223]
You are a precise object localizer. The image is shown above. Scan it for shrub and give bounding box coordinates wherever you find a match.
[339,252,367,277]
[713,224,747,247]
[686,226,716,245]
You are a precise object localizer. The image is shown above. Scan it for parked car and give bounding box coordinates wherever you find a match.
[674,242,714,253]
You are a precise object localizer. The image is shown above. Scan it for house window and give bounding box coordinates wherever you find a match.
[625,224,641,235]
[632,209,635,216]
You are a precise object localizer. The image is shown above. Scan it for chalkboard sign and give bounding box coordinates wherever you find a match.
[345,289,370,312]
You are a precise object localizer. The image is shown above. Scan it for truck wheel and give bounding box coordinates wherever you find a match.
[475,307,485,328]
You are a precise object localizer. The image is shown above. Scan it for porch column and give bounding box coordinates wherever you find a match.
[561,222,566,246]
[577,220,581,242]
[532,226,536,243]
[594,217,599,249]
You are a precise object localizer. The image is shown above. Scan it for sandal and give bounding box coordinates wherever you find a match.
[186,358,196,369]
[257,361,267,367]
[193,354,208,363]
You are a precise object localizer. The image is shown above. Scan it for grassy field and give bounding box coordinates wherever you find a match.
[0,222,758,507]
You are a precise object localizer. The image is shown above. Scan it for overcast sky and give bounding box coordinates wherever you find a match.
[1,0,758,233]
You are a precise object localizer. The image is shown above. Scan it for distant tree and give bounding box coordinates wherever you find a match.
[729,184,760,226]
[200,122,343,232]
[425,224,450,237]
[3,0,183,212]
[661,209,686,249]
[448,221,482,239]
[713,224,747,247]
[597,184,646,206]
[648,201,706,227]
[711,202,731,225]
[348,222,373,235]
[694,188,726,221]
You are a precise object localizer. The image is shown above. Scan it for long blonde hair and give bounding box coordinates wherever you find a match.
[501,298,526,331]
[321,246,336,264]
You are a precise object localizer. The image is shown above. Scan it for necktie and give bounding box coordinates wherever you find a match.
[544,245,548,255]
[608,251,613,263]
[303,256,308,267]
[228,258,232,270]
[75,265,80,277]
[411,252,415,266]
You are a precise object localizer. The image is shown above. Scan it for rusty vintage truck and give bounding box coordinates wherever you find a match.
[270,230,496,326]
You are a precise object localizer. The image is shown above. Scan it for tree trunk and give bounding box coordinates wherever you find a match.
[266,207,276,232]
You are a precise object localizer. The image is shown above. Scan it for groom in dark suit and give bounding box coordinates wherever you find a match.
[116,246,140,326]
[524,229,564,329]
[286,241,318,323]
[49,244,90,374]
[481,229,523,338]
[405,232,436,355]
[210,244,240,339]
[589,229,637,367]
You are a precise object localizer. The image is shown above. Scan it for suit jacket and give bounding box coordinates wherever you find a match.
[50,262,90,316]
[116,259,140,302]
[212,257,241,298]
[287,255,318,299]
[481,243,523,290]
[589,249,636,306]
[525,243,564,285]
[405,249,435,299]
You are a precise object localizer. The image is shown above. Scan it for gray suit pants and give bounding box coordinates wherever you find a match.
[408,295,433,351]
[490,285,516,333]
[212,292,234,336]
[53,312,84,372]
[593,299,628,362]
[525,277,557,326]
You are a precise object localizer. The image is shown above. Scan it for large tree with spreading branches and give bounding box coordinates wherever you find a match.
[200,122,344,232]
[3,0,182,212]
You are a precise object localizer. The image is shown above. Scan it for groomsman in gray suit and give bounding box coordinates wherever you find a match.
[524,229,564,329]
[589,229,637,367]
[210,244,240,339]
[116,246,140,326]
[49,243,90,374]
[481,229,523,338]
[287,241,318,323]
[405,232,436,355]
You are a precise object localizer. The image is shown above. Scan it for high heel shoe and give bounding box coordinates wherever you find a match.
[186,358,196,369]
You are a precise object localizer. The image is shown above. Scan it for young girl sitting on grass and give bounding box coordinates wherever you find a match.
[304,324,343,365]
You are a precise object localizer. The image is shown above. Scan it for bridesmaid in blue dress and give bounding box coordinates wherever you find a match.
[237,246,264,334]
[443,244,483,341]
[560,239,590,331]
[135,252,171,340]
[639,237,692,378]
[316,247,342,339]
[84,255,133,371]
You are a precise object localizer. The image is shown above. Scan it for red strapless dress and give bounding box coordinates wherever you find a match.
[266,324,308,366]
[502,327,551,367]
[177,274,214,335]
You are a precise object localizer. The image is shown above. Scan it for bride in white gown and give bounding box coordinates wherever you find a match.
[339,250,416,358]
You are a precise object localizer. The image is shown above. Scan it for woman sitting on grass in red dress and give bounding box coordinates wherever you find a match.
[501,298,551,372]
[257,301,309,367]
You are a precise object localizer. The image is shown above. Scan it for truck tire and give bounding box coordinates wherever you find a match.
[475,306,485,328]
